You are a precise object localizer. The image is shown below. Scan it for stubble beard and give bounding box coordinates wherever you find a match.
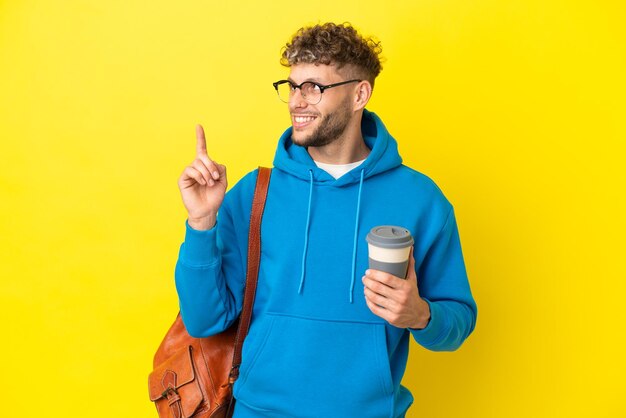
[291,98,352,149]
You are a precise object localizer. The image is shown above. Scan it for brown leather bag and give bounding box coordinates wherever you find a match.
[148,167,272,418]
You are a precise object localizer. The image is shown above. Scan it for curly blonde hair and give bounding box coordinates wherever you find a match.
[280,22,383,88]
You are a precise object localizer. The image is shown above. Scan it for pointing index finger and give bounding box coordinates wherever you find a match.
[196,124,208,157]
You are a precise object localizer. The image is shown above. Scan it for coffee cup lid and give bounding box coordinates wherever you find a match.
[366,226,414,249]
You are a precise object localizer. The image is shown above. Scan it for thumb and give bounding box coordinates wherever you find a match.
[406,246,418,283]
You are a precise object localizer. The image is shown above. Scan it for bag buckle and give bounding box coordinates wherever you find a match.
[228,365,240,384]
[161,386,178,399]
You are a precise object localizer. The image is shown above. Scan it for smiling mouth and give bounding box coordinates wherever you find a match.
[294,115,317,123]
[292,115,317,129]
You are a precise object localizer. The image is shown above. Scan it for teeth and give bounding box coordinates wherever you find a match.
[295,116,316,123]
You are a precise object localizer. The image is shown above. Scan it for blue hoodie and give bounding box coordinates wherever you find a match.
[175,109,478,418]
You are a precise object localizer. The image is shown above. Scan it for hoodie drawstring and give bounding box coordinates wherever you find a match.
[298,168,365,303]
[298,169,314,294]
[349,169,365,303]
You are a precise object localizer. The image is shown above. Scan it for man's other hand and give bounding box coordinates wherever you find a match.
[362,247,431,329]
[177,124,228,230]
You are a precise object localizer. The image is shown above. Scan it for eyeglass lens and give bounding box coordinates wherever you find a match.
[276,82,321,104]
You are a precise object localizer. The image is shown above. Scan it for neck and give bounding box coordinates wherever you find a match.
[307,115,370,164]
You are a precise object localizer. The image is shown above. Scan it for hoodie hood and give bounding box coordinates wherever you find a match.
[273,108,403,187]
[272,108,403,303]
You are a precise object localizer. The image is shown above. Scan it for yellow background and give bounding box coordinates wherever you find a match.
[1,0,624,416]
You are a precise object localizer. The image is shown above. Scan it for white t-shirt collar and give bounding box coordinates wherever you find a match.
[313,158,367,180]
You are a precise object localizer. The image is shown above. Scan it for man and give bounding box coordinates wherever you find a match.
[175,22,477,418]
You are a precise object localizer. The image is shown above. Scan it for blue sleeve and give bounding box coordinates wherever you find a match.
[409,207,478,351]
[173,182,250,338]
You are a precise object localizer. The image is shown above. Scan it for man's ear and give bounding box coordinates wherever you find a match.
[353,80,373,111]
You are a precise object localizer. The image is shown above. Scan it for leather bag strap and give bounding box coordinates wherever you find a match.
[229,166,271,383]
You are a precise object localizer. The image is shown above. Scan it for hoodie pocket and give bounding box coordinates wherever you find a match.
[234,313,394,417]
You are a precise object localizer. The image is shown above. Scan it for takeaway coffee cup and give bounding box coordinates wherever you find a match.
[366,226,414,279]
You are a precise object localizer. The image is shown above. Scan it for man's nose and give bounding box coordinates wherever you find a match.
[290,88,308,109]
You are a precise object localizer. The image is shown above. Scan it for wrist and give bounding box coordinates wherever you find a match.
[410,299,431,329]
[188,214,217,231]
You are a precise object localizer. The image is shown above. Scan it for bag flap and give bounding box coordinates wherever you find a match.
[148,345,198,401]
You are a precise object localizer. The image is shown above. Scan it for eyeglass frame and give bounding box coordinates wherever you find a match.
[272,79,362,104]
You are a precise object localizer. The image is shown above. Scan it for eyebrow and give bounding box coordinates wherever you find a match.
[287,77,324,84]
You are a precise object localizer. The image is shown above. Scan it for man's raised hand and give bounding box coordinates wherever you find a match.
[177,124,228,230]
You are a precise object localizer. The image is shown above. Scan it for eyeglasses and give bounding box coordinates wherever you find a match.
[272,79,362,105]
